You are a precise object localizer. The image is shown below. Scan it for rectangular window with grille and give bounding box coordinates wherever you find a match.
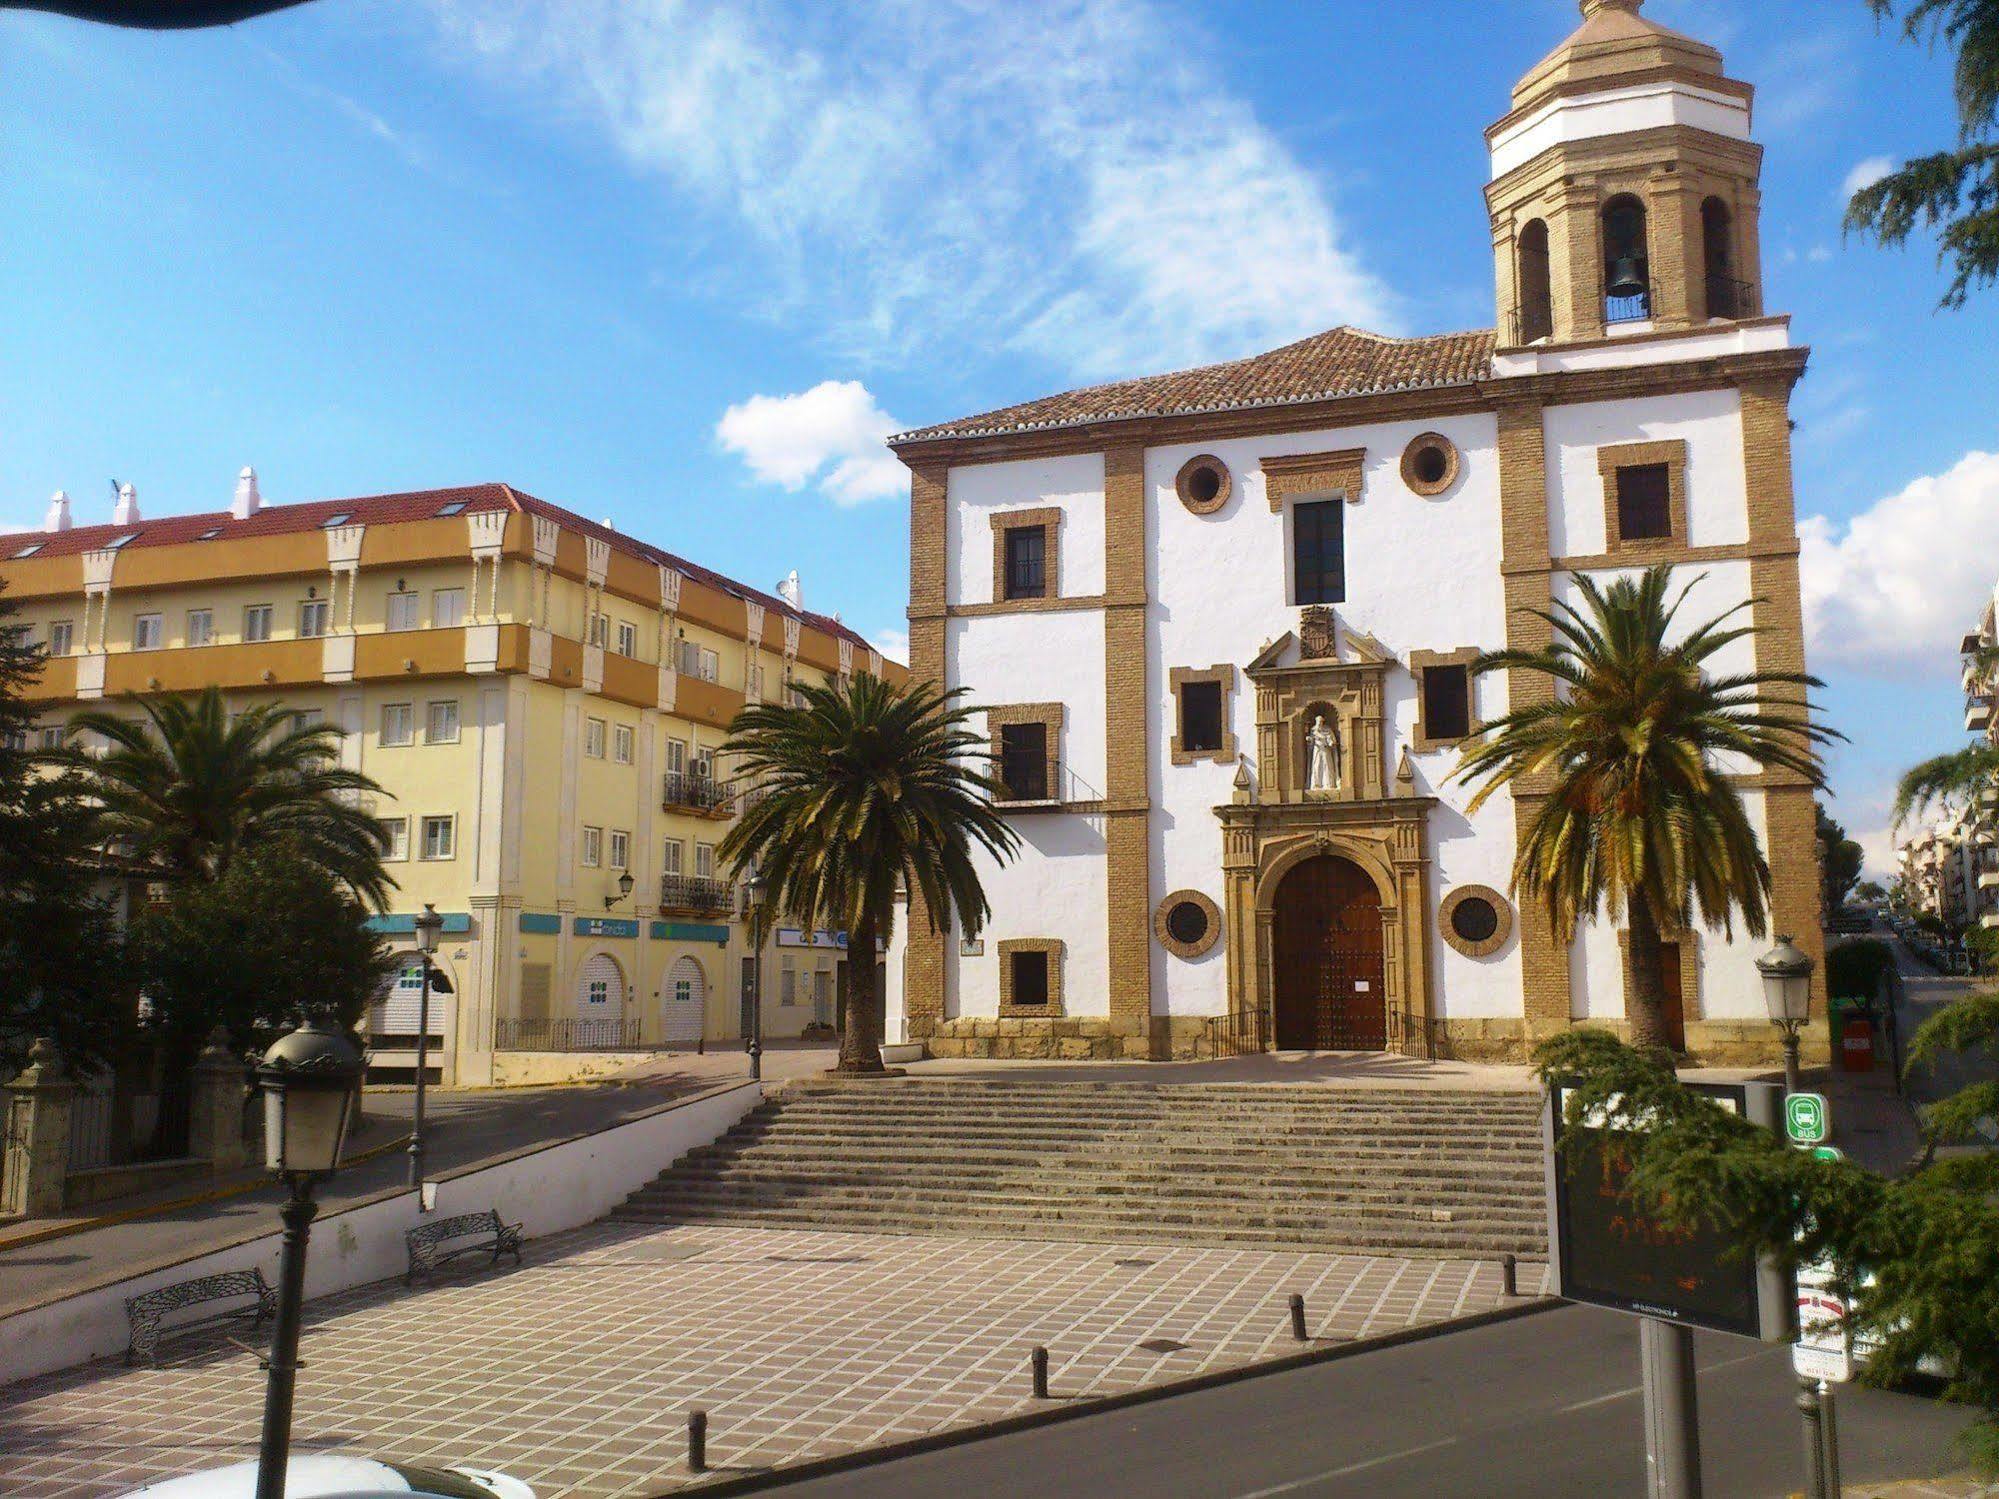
[700,647,719,682]
[298,599,329,638]
[1011,950,1050,1007]
[695,841,715,879]
[386,592,419,632]
[243,604,273,643]
[998,722,1049,801]
[48,620,73,656]
[585,717,606,758]
[616,620,638,656]
[1422,665,1472,743]
[612,723,634,764]
[1181,681,1224,753]
[426,700,460,744]
[1616,463,1673,541]
[1292,499,1345,605]
[1003,526,1046,600]
[581,825,602,866]
[186,609,212,647]
[662,838,683,875]
[609,829,630,869]
[664,738,686,774]
[133,613,163,650]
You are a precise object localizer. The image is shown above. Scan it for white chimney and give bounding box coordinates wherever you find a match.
[777,569,802,610]
[113,482,141,526]
[44,490,71,533]
[233,466,261,520]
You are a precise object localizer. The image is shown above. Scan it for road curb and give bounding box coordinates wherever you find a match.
[650,1293,1562,1496]
[0,1131,414,1256]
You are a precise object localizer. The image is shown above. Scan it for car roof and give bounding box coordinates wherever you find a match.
[120,1456,413,1497]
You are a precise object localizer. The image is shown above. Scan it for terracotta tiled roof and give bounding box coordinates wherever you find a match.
[2,483,872,652]
[890,326,1497,445]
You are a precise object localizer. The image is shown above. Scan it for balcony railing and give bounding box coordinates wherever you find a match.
[1704,273,1756,321]
[1605,290,1653,325]
[994,759,1103,811]
[660,873,735,913]
[662,769,731,813]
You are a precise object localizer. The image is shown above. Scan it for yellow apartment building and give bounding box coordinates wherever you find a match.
[0,473,897,1086]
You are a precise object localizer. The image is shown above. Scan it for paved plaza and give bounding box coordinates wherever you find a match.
[0,1222,1543,1497]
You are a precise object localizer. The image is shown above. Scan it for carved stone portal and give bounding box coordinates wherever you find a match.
[1215,615,1438,1055]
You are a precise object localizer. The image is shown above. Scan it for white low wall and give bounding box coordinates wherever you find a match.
[0,1080,761,1386]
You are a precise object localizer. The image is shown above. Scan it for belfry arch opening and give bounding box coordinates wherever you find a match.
[1517,219,1553,343]
[1601,194,1651,324]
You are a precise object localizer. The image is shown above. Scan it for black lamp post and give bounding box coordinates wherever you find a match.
[253,1022,364,1499]
[746,870,767,1082]
[605,870,635,910]
[1757,933,1814,1096]
[408,904,442,1191]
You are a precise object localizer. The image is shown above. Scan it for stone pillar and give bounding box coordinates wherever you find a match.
[187,1027,249,1173]
[3,1038,75,1218]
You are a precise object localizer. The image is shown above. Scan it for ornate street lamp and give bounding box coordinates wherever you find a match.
[605,870,636,910]
[253,1022,364,1499]
[745,870,768,1082]
[1756,934,1814,1096]
[408,904,443,1190]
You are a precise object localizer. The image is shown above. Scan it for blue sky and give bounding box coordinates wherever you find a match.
[6,0,1997,873]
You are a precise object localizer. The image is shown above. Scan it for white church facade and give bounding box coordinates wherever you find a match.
[884,0,1825,1066]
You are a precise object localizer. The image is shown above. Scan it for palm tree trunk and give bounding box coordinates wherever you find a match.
[837,912,885,1074]
[1624,898,1676,1064]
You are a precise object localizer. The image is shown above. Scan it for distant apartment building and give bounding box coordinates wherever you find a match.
[0,474,894,1084]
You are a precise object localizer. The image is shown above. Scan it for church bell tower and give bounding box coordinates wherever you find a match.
[1486,0,1767,345]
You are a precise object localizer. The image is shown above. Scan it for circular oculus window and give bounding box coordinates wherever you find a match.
[1439,885,1513,958]
[1153,889,1223,959]
[1401,433,1461,497]
[1175,455,1233,516]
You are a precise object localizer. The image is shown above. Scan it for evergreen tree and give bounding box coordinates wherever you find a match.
[0,583,125,1075]
[1849,0,1999,304]
[1540,1015,1999,1475]
[1819,805,1867,915]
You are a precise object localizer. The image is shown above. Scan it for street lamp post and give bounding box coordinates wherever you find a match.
[746,870,767,1082]
[253,1022,364,1499]
[1757,934,1814,1096]
[407,904,443,1191]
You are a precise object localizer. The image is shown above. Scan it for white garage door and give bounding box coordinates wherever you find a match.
[664,956,706,1047]
[575,952,626,1047]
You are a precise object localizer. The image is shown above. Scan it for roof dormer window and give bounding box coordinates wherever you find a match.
[435,501,468,517]
[321,513,352,529]
[11,542,43,558]
[103,533,137,550]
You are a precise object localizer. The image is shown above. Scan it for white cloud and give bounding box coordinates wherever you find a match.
[867,627,910,665]
[412,0,1395,379]
[1842,155,1896,199]
[715,381,905,506]
[1800,450,1999,674]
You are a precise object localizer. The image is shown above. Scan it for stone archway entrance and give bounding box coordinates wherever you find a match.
[1271,855,1386,1050]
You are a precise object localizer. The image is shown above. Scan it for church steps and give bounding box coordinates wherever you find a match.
[615,1080,1547,1258]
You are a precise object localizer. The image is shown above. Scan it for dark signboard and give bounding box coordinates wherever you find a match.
[1545,1080,1792,1341]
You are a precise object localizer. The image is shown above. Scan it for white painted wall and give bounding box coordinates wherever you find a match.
[952,815,1110,1018]
[946,453,1106,607]
[1490,81,1753,180]
[949,611,1108,798]
[0,1082,760,1386]
[1545,389,1750,557]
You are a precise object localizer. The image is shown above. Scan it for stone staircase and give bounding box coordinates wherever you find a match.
[616,1079,1548,1258]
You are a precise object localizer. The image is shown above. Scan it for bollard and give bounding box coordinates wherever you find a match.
[1289,1292,1308,1342]
[1502,1254,1518,1299]
[687,1409,707,1473]
[1031,1345,1050,1400]
[1797,1378,1829,1499]
[1820,1381,1842,1498]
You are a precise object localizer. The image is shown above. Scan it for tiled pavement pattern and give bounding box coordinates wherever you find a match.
[0,1222,1545,1498]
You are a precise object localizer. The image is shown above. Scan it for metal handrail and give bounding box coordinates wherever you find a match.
[1204,1010,1266,1059]
[662,768,730,811]
[1704,273,1756,320]
[1604,291,1652,325]
[660,874,735,912]
[1386,1008,1451,1062]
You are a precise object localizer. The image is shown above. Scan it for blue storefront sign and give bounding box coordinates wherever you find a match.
[775,927,848,950]
[518,912,562,935]
[573,917,640,939]
[367,911,473,936]
[652,921,731,946]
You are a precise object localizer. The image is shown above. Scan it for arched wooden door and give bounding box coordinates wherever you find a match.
[1272,855,1386,1050]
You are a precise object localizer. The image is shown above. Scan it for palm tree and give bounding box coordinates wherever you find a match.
[61,687,395,907]
[719,672,1019,1073]
[1455,566,1837,1057]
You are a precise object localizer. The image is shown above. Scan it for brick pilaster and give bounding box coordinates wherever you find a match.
[904,462,949,1032]
[1102,443,1153,1045]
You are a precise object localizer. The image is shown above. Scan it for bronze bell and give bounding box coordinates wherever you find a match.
[1607,254,1648,299]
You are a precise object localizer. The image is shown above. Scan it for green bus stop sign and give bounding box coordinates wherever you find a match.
[1786,1092,1830,1145]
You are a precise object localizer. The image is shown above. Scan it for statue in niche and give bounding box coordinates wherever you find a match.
[1305,712,1341,793]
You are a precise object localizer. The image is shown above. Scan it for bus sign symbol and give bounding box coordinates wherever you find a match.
[1786,1093,1829,1146]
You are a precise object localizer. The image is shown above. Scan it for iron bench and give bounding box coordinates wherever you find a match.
[404,1208,524,1285]
[124,1268,277,1366]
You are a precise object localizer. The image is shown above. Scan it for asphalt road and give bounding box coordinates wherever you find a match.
[762,1304,1974,1499]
